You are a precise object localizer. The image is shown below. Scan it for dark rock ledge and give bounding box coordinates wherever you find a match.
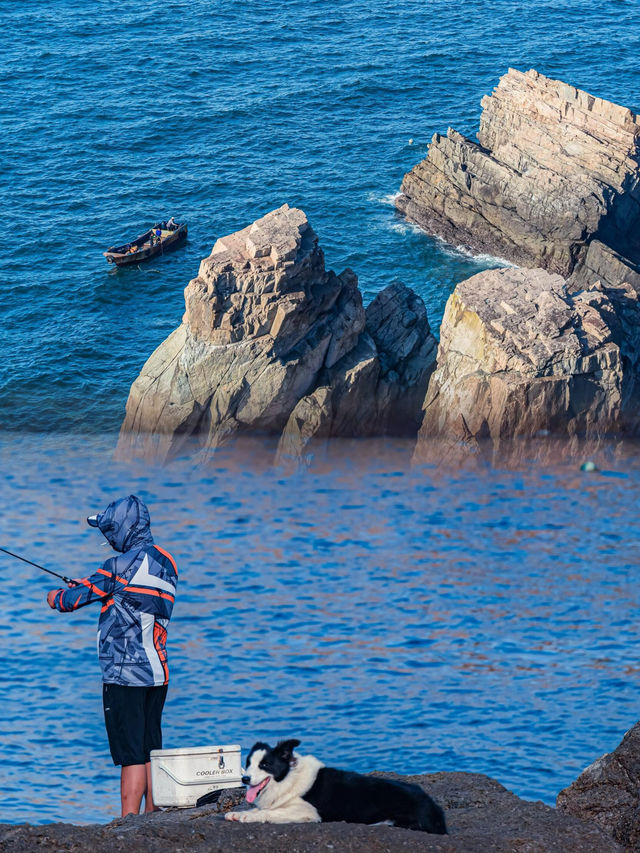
[558,720,640,852]
[0,772,620,853]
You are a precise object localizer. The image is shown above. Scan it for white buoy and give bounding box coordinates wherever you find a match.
[408,138,414,145]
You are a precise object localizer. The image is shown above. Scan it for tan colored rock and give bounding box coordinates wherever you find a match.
[183,204,355,352]
[117,209,436,462]
[117,205,365,460]
[396,69,640,276]
[568,240,640,294]
[415,267,640,460]
[277,283,437,460]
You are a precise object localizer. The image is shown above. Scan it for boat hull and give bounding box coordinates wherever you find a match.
[104,223,188,266]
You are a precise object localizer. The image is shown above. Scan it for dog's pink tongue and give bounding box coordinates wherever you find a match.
[246,783,262,804]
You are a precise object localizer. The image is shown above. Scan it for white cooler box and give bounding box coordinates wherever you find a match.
[150,744,243,808]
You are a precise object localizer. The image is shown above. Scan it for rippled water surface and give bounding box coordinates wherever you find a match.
[1,433,639,824]
[2,0,640,430]
[3,0,640,828]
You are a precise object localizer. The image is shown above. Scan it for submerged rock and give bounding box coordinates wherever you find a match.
[396,68,640,278]
[0,771,620,853]
[117,206,435,461]
[557,722,640,851]
[414,267,640,460]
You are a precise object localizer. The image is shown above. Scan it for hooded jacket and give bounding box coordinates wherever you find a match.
[53,495,177,687]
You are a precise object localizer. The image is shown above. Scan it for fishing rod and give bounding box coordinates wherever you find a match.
[0,546,78,586]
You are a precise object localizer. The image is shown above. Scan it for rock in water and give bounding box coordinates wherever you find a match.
[557,721,640,850]
[277,281,437,459]
[414,267,640,459]
[117,206,436,460]
[396,68,640,279]
[365,282,438,435]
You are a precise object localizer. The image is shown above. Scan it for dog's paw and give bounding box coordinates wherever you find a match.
[225,811,253,822]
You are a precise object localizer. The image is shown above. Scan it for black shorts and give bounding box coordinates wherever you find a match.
[103,683,168,766]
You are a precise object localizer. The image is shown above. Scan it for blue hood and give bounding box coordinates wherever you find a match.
[88,495,154,553]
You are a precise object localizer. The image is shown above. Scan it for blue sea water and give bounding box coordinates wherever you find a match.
[2,434,640,826]
[3,0,640,431]
[2,0,640,827]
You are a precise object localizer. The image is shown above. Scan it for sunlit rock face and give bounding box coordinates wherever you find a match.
[396,68,640,281]
[117,206,436,461]
[414,266,640,461]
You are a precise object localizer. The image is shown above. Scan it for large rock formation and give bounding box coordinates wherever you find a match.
[396,68,640,281]
[0,772,620,853]
[117,206,436,460]
[557,722,640,851]
[414,266,640,459]
[277,282,437,459]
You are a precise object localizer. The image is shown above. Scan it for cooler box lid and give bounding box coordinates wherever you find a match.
[150,744,241,758]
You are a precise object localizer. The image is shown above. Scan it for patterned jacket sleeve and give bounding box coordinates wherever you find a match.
[52,560,116,612]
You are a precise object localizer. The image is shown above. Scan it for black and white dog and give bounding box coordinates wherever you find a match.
[225,739,447,834]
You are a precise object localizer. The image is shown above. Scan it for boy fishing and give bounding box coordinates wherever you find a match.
[47,494,178,817]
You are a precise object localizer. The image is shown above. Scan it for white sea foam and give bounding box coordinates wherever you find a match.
[453,244,516,267]
[368,191,401,206]
[387,220,424,236]
[433,234,516,267]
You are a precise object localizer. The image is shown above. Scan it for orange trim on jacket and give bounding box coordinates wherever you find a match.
[154,545,178,575]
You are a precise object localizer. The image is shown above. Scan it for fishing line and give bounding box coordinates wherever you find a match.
[0,547,78,585]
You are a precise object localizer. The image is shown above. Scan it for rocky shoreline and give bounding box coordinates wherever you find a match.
[116,204,437,462]
[0,771,622,853]
[7,722,640,851]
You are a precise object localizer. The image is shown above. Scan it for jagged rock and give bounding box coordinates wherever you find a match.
[0,772,620,853]
[557,721,640,851]
[414,267,640,460]
[117,209,435,461]
[366,282,438,434]
[277,335,379,460]
[568,240,640,294]
[117,205,364,459]
[396,68,640,277]
[277,283,437,460]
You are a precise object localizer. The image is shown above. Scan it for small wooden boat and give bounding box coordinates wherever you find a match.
[103,220,188,267]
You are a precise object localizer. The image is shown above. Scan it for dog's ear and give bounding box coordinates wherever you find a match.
[246,741,270,765]
[275,739,301,763]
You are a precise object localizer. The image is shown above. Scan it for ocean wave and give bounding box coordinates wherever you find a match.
[387,220,425,235]
[433,234,516,267]
[367,191,401,206]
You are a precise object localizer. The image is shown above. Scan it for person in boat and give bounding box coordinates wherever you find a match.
[166,217,178,230]
[47,495,178,817]
[155,226,162,240]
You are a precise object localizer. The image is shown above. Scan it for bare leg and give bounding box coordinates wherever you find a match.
[144,761,159,812]
[121,764,147,816]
